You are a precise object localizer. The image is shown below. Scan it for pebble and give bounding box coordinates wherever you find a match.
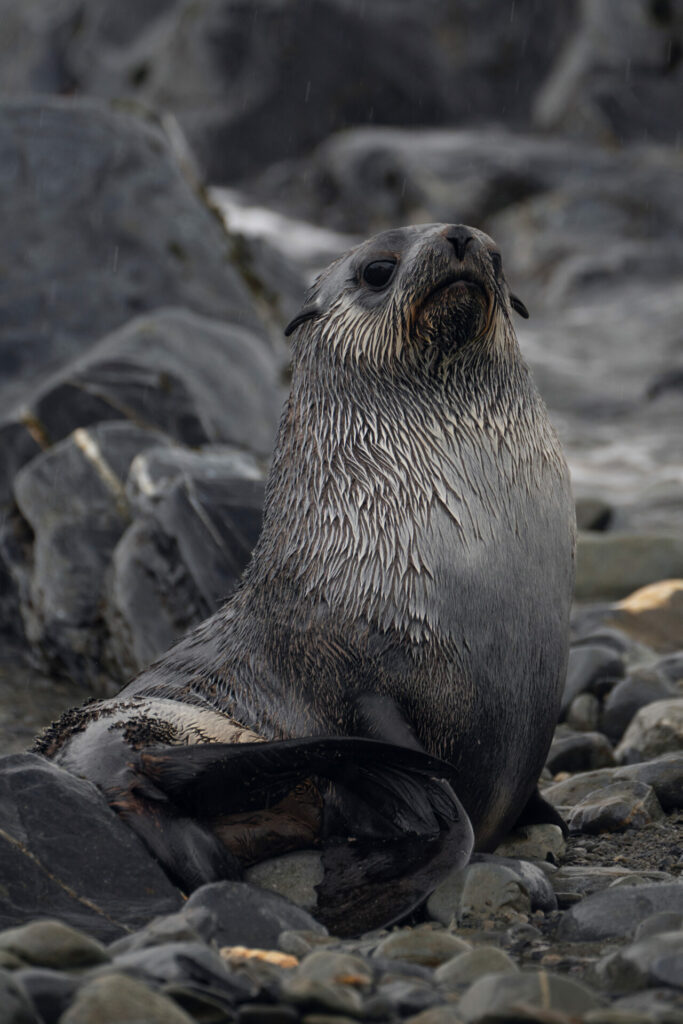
[561,645,625,717]
[373,927,471,966]
[610,579,683,653]
[547,730,616,773]
[0,920,109,969]
[245,852,324,911]
[0,967,40,1024]
[59,973,196,1024]
[568,780,665,834]
[601,668,678,744]
[613,753,683,811]
[615,699,683,763]
[457,969,604,1022]
[596,930,683,993]
[558,884,683,942]
[635,912,683,941]
[493,824,567,863]
[183,881,326,947]
[434,946,518,989]
[567,692,601,731]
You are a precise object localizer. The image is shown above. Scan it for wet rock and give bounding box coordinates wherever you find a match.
[0,753,182,941]
[567,692,601,732]
[280,972,363,1016]
[184,882,326,950]
[458,862,531,924]
[596,930,683,994]
[543,768,619,807]
[0,97,260,412]
[373,927,470,967]
[575,534,683,603]
[533,0,683,146]
[614,753,683,811]
[246,853,324,913]
[107,908,214,956]
[11,422,161,691]
[551,866,675,902]
[105,459,264,679]
[297,949,372,989]
[609,580,683,654]
[635,912,683,941]
[0,967,41,1024]
[434,946,518,990]
[546,730,616,773]
[601,668,678,743]
[493,824,566,863]
[110,940,256,1004]
[0,920,108,969]
[13,967,79,1024]
[59,972,195,1024]
[561,644,625,717]
[457,969,603,1022]
[558,883,683,942]
[567,780,665,834]
[615,699,683,764]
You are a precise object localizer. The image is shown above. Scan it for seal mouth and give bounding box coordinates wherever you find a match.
[421,271,490,309]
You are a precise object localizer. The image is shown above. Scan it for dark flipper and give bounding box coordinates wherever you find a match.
[513,786,568,836]
[138,736,474,934]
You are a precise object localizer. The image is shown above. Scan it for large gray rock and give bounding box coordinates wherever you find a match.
[533,0,683,145]
[615,699,683,764]
[0,1,574,184]
[558,883,683,942]
[0,96,261,412]
[0,754,183,941]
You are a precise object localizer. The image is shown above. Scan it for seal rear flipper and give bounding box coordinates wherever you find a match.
[138,736,462,835]
[139,736,474,933]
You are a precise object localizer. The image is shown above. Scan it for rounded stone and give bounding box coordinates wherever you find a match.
[297,950,373,990]
[546,731,616,774]
[542,768,618,807]
[561,645,625,717]
[567,780,664,835]
[601,668,678,744]
[610,579,683,653]
[615,699,683,764]
[634,912,683,941]
[558,883,683,942]
[434,946,518,989]
[596,930,683,993]
[245,852,324,911]
[567,692,601,732]
[373,927,471,967]
[613,752,683,811]
[458,863,531,923]
[0,967,40,1024]
[59,973,195,1024]
[0,920,109,969]
[457,969,603,1022]
[493,824,566,863]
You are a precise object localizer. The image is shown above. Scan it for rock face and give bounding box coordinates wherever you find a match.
[0,0,576,183]
[0,754,183,941]
[0,97,262,409]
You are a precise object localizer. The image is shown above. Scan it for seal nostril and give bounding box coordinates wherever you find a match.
[445,227,474,262]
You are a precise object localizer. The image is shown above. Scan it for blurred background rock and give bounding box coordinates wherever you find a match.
[1,0,681,748]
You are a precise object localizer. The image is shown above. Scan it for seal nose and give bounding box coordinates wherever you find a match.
[444,227,475,262]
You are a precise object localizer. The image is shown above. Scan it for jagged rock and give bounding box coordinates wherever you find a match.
[0,97,261,414]
[567,780,664,835]
[0,754,182,941]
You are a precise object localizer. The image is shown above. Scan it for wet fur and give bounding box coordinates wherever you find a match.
[40,224,575,874]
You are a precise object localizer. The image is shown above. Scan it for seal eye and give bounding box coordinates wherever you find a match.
[362,260,397,289]
[490,252,503,275]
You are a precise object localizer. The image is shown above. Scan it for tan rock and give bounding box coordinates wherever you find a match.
[608,579,683,653]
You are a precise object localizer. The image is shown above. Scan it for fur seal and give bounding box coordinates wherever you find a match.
[36,223,575,933]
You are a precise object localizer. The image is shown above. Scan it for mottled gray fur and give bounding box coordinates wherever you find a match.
[45,224,575,851]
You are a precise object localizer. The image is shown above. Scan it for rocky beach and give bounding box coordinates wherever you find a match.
[0,1,682,1021]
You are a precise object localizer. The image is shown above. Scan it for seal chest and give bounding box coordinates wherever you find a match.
[41,224,575,920]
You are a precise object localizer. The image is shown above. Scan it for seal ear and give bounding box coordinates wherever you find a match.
[284,306,320,337]
[510,293,530,319]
